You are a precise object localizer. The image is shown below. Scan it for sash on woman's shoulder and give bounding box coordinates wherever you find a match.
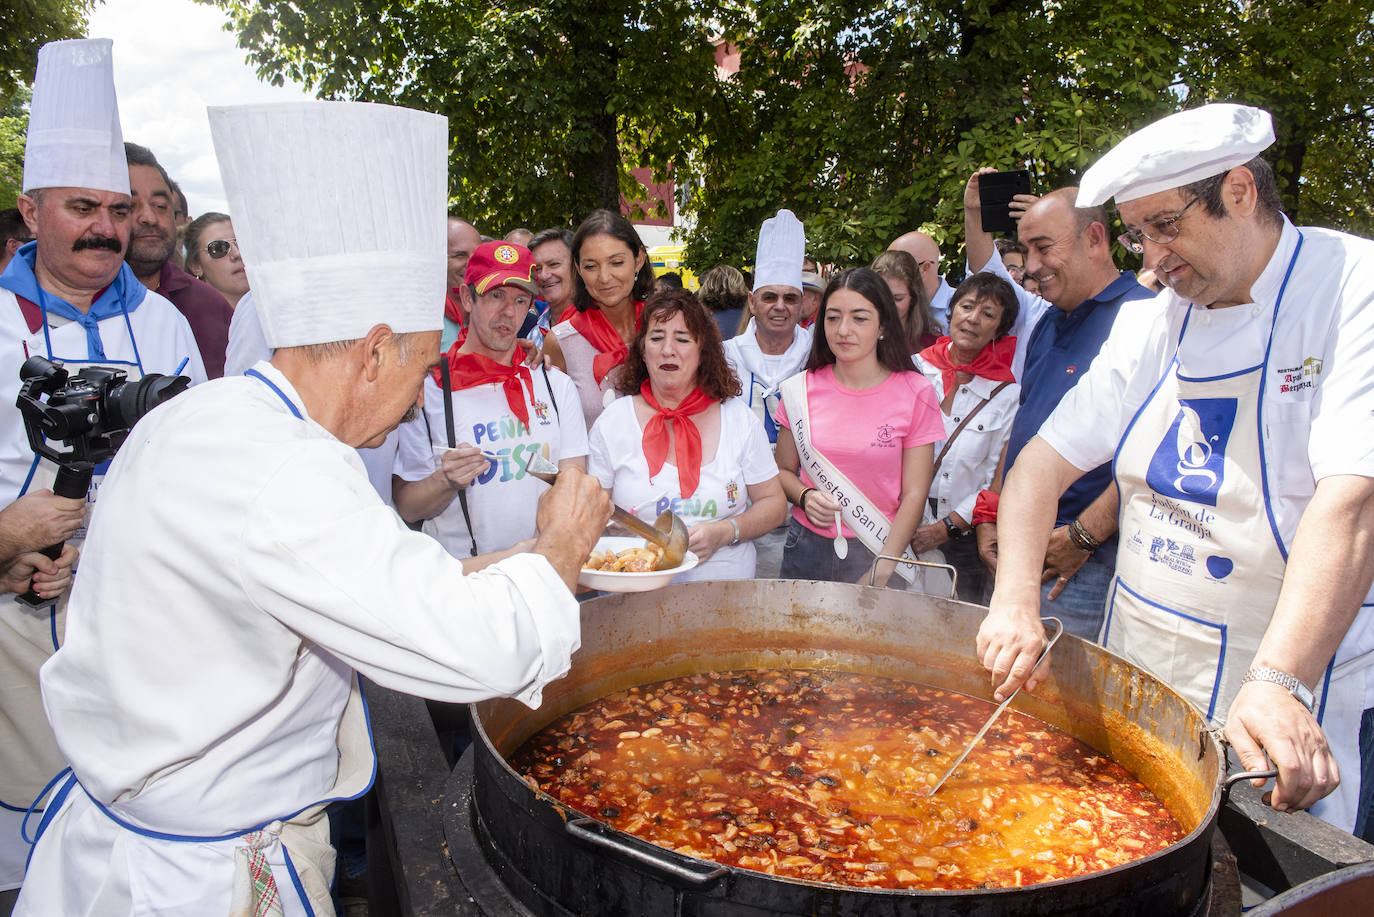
[779,372,916,585]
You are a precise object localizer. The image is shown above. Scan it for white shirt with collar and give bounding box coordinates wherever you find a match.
[911,355,1020,525]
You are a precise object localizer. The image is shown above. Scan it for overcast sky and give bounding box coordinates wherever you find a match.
[87,0,314,214]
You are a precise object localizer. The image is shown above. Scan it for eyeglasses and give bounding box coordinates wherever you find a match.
[204,238,239,260]
[755,291,802,306]
[1117,197,1200,254]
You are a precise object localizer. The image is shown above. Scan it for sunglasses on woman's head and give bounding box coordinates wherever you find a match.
[204,239,239,259]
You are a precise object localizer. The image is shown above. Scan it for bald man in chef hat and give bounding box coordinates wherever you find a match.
[978,103,1374,839]
[18,101,610,915]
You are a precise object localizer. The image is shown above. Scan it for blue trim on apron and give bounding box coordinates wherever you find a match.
[1255,233,1305,561]
[1105,577,1229,718]
[23,768,75,870]
[245,369,304,420]
[283,846,317,917]
[1177,364,1263,383]
[1110,307,1192,489]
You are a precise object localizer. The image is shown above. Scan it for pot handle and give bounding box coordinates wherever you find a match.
[1223,768,1279,800]
[566,816,730,886]
[869,554,958,597]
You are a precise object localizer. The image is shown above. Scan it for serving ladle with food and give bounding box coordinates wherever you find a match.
[925,616,1064,796]
[510,451,688,571]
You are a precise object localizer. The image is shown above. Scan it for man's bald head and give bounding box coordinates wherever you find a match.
[887,230,941,299]
[1017,187,1120,311]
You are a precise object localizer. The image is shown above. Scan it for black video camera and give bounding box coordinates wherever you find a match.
[12,355,190,606]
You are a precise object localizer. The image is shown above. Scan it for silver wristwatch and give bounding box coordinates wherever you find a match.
[1240,666,1315,712]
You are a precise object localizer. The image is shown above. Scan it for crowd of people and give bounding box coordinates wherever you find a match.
[0,36,1371,917]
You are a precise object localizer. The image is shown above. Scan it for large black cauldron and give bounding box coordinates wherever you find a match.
[467,579,1226,915]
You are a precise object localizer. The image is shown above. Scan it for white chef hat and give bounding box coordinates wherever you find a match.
[208,101,448,348]
[23,38,129,196]
[752,209,804,293]
[1077,104,1274,207]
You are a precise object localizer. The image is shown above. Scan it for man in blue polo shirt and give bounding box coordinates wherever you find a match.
[964,176,1153,638]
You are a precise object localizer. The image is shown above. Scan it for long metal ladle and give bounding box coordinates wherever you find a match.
[926,616,1064,796]
[512,451,689,571]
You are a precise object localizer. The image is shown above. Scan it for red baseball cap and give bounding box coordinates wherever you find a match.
[464,240,538,295]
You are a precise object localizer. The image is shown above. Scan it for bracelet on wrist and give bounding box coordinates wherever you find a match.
[1067,518,1101,552]
[726,517,741,546]
[798,487,816,511]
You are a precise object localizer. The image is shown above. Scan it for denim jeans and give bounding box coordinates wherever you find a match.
[779,519,897,586]
[1356,705,1374,843]
[1038,554,1113,642]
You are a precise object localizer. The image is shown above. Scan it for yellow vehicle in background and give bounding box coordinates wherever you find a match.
[648,245,699,290]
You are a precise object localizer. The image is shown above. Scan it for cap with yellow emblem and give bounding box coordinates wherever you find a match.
[464,240,538,295]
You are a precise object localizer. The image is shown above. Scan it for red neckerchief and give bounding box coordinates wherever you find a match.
[918,335,1017,398]
[639,381,715,498]
[445,289,466,329]
[434,346,533,427]
[566,301,643,384]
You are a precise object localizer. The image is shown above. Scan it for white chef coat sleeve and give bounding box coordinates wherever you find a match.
[1308,274,1374,480]
[1039,294,1173,473]
[224,292,270,377]
[240,444,579,708]
[551,369,589,459]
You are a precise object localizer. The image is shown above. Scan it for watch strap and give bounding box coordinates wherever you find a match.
[1241,666,1315,712]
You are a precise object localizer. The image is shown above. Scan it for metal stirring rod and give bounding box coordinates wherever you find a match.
[926,616,1064,796]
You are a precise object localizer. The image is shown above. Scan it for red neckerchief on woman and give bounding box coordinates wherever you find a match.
[639,380,716,498]
[433,346,534,427]
[918,335,1017,398]
[564,301,644,384]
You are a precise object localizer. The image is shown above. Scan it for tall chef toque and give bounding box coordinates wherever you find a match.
[23,38,129,195]
[208,102,448,348]
[1077,103,1275,208]
[752,209,805,293]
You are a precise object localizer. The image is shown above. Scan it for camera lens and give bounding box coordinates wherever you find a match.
[107,374,191,430]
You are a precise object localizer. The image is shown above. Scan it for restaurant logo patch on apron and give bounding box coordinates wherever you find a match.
[1144,397,1237,506]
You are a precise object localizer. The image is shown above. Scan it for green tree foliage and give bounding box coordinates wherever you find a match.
[1182,0,1374,236]
[691,0,1193,269]
[205,0,1374,265]
[0,0,95,102]
[0,88,32,209]
[205,0,725,234]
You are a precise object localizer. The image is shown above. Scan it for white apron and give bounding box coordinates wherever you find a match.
[17,370,376,917]
[0,300,154,888]
[1104,236,1372,830]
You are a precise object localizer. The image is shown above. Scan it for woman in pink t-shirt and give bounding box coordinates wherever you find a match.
[774,268,944,586]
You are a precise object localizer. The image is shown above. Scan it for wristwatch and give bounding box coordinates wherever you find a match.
[1240,666,1315,713]
[942,516,963,539]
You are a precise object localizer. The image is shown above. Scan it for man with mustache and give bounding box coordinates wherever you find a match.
[394,240,588,560]
[124,142,234,378]
[962,171,1153,639]
[0,39,205,906]
[979,104,1374,840]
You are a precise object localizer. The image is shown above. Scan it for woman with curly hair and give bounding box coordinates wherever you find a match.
[587,289,787,582]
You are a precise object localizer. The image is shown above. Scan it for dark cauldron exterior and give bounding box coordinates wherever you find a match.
[468,579,1226,916]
